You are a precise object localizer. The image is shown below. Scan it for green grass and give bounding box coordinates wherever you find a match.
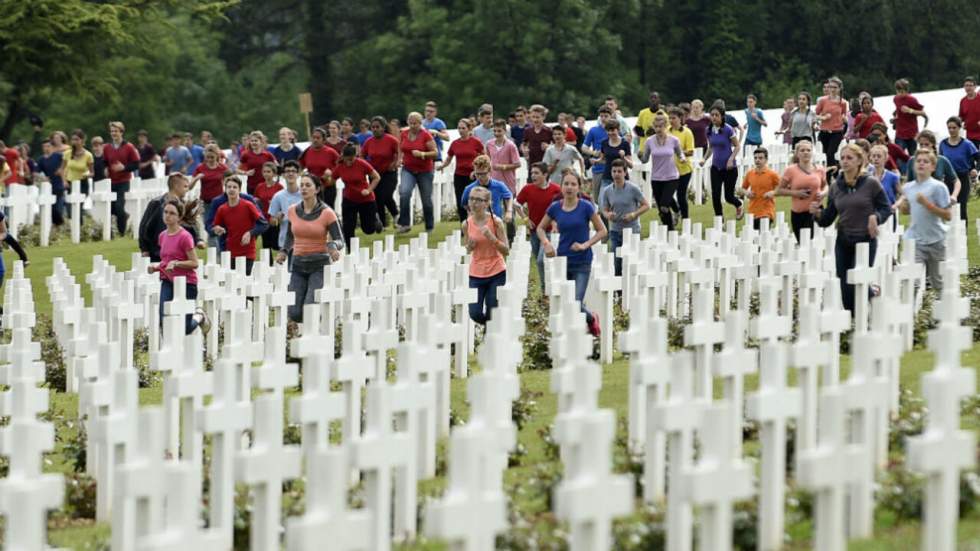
[18,197,980,549]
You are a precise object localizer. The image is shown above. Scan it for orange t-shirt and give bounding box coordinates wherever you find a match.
[466,216,506,278]
[781,164,826,213]
[287,204,339,256]
[741,168,780,220]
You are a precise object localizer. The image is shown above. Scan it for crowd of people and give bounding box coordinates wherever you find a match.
[1,76,978,336]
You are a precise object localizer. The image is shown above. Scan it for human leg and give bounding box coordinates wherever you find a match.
[453,174,469,221]
[675,172,691,219]
[417,171,435,231]
[397,168,418,228]
[710,166,724,216]
[609,230,624,277]
[654,179,679,231]
[358,201,381,236]
[957,172,971,221]
[529,230,546,292]
[287,270,310,323]
[111,181,131,234]
[468,275,491,325]
[916,241,945,292]
[374,171,398,227]
[723,168,742,209]
[566,262,594,326]
[341,198,358,251]
[835,237,857,313]
[184,283,200,334]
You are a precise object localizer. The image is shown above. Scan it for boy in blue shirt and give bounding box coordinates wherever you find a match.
[743,94,767,153]
[460,155,513,223]
[895,149,952,291]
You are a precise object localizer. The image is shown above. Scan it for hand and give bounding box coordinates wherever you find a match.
[245,169,255,176]
[726,157,735,169]
[764,191,775,199]
[901,106,912,114]
[796,189,811,199]
[744,189,755,199]
[503,211,513,223]
[165,261,179,273]
[212,226,226,236]
[916,193,930,206]
[361,189,371,196]
[619,150,626,158]
[480,225,495,239]
[147,264,157,274]
[111,162,124,172]
[570,242,587,252]
[412,150,424,158]
[276,252,287,264]
[240,232,251,245]
[970,169,977,180]
[270,216,280,227]
[808,202,821,215]
[141,251,150,257]
[700,159,706,167]
[196,241,206,250]
[327,248,341,262]
[544,243,556,258]
[623,212,635,222]
[868,214,879,239]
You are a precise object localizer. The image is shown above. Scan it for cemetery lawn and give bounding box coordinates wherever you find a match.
[16,197,980,549]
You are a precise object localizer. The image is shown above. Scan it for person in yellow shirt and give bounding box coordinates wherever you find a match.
[739,147,780,230]
[667,107,696,219]
[634,91,667,151]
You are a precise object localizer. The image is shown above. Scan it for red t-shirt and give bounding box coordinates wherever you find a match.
[213,200,262,260]
[853,111,884,139]
[334,158,376,203]
[564,126,577,144]
[361,134,399,173]
[193,163,228,202]
[239,149,276,194]
[253,181,283,218]
[959,95,980,142]
[325,140,345,156]
[103,141,140,184]
[447,137,484,177]
[516,182,561,228]
[886,142,910,169]
[523,125,554,164]
[299,146,340,183]
[400,129,434,173]
[3,148,22,185]
[893,94,924,140]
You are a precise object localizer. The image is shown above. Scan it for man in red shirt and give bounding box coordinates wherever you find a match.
[959,75,980,148]
[0,140,24,185]
[891,78,927,157]
[521,104,553,180]
[516,161,561,290]
[212,176,268,275]
[360,116,400,227]
[103,121,141,234]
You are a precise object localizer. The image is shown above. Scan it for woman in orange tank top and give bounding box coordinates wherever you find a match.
[464,185,508,325]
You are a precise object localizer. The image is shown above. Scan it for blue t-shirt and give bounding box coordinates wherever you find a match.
[939,138,979,174]
[423,117,448,159]
[164,146,193,174]
[583,126,609,175]
[271,144,302,164]
[511,125,526,151]
[268,187,303,247]
[461,179,513,218]
[546,199,596,266]
[38,152,64,193]
[708,124,736,170]
[187,143,205,174]
[355,131,372,146]
[879,170,900,204]
[902,177,951,246]
[744,108,765,144]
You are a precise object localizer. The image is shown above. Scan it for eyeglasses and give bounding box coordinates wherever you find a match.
[284,169,298,173]
[468,197,488,203]
[474,172,489,177]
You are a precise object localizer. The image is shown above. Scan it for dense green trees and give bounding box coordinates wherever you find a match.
[2,0,978,145]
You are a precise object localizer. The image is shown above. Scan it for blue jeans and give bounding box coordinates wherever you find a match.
[397,169,435,230]
[468,270,506,325]
[528,230,546,291]
[288,261,325,323]
[53,191,66,225]
[159,279,199,335]
[566,262,593,325]
[895,137,917,173]
[609,230,624,277]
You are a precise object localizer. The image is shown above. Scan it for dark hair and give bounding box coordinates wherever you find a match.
[222,172,242,187]
[668,107,685,119]
[70,129,87,156]
[753,147,769,159]
[797,91,813,106]
[262,161,278,173]
[170,133,183,140]
[137,129,148,137]
[163,198,185,217]
[965,76,977,85]
[167,173,188,189]
[948,116,964,127]
[301,173,323,190]
[341,143,358,158]
[598,106,613,115]
[604,94,616,102]
[529,161,548,175]
[370,116,388,129]
[709,104,726,120]
[342,117,354,126]
[312,126,328,140]
[515,105,527,113]
[493,118,508,129]
[478,107,492,117]
[895,78,910,91]
[610,159,627,170]
[604,119,620,131]
[746,94,757,102]
[283,160,301,172]
[870,122,889,134]
[425,100,437,109]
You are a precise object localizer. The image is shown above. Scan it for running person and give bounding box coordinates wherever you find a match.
[300,127,341,209]
[439,118,485,221]
[360,117,400,228]
[253,162,284,252]
[237,131,276,194]
[668,107,696,219]
[147,199,209,335]
[939,116,979,221]
[599,159,649,276]
[640,114,684,231]
[211,174,268,274]
[778,140,828,242]
[516,162,561,290]
[463,185,508,325]
[396,112,438,233]
[701,105,743,220]
[334,143,381,250]
[815,77,849,170]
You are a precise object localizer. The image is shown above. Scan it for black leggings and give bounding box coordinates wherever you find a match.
[956,172,971,221]
[321,186,338,211]
[453,174,470,221]
[819,130,845,170]
[672,172,692,219]
[4,234,27,262]
[112,181,130,235]
[261,224,279,252]
[791,211,814,242]
[710,166,741,217]
[374,171,399,227]
[652,179,678,231]
[835,235,877,314]
[341,198,380,250]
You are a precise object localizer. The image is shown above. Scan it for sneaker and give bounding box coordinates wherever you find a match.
[195,307,212,337]
[395,225,411,234]
[588,313,601,337]
[736,206,744,221]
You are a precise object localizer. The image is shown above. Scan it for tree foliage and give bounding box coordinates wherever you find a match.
[2,0,979,144]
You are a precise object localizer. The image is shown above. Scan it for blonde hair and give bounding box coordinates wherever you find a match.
[108,121,125,132]
[472,154,491,172]
[840,143,868,165]
[407,111,423,123]
[869,144,889,159]
[653,113,669,126]
[914,148,937,165]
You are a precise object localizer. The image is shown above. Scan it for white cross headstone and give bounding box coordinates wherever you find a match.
[683,287,725,400]
[846,242,877,334]
[711,310,757,457]
[66,180,87,243]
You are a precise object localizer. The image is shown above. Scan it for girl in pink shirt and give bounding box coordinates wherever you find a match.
[148,199,209,335]
[815,77,849,171]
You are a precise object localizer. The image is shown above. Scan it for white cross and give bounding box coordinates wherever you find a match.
[222,308,263,402]
[66,180,87,243]
[333,318,371,443]
[37,181,55,246]
[711,310,757,458]
[789,305,832,451]
[253,325,299,396]
[750,278,791,344]
[289,304,346,453]
[417,313,453,438]
[745,342,801,551]
[113,407,169,551]
[818,277,850,386]
[163,330,213,465]
[236,393,302,551]
[683,287,725,400]
[846,242,877,334]
[393,341,437,479]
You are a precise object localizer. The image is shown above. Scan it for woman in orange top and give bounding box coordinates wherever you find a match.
[739,147,780,230]
[777,140,828,242]
[464,185,508,325]
[276,173,344,324]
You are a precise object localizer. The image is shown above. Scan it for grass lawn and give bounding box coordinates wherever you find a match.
[12,196,980,549]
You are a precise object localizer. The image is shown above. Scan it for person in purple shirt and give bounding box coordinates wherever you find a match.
[699,105,743,220]
[640,114,686,231]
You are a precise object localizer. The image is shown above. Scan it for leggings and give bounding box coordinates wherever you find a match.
[341,198,380,250]
[468,270,506,325]
[4,234,28,262]
[835,235,877,314]
[791,211,814,242]
[287,262,326,323]
[111,181,130,235]
[819,130,845,170]
[710,166,741,217]
[374,171,399,227]
[321,186,338,211]
[955,172,971,221]
[673,172,692,219]
[652,179,678,231]
[261,224,279,252]
[453,174,470,221]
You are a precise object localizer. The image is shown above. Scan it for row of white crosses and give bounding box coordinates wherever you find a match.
[0,262,65,551]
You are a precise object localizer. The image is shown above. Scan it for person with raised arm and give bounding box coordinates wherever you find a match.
[396,111,438,233]
[147,198,209,335]
[700,104,743,220]
[103,121,141,235]
[439,118,485,221]
[893,149,953,291]
[891,78,928,157]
